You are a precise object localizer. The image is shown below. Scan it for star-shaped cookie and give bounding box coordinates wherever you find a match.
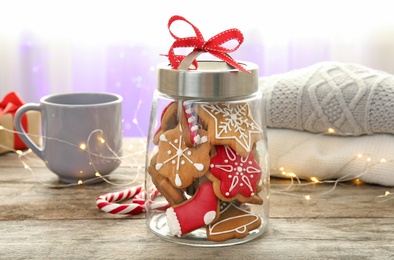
[197,103,264,157]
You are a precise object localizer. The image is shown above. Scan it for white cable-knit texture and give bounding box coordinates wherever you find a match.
[260,62,394,186]
[260,62,394,136]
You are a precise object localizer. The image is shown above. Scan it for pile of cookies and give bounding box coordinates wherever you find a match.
[148,100,265,242]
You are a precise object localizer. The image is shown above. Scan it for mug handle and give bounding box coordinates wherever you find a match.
[13,103,44,160]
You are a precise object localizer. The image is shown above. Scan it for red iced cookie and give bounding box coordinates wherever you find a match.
[207,145,263,204]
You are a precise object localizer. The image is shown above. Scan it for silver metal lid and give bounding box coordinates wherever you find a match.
[157,57,258,99]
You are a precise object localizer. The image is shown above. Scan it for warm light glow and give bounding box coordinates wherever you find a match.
[357,154,363,158]
[79,143,86,150]
[99,137,105,144]
[95,172,101,177]
[354,179,362,184]
[327,128,335,134]
[385,191,391,196]
[0,126,4,130]
[304,195,311,200]
[311,177,319,183]
[16,150,23,155]
[78,180,83,185]
[288,172,296,178]
[380,158,387,163]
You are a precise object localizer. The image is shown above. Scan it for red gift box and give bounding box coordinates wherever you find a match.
[0,92,40,154]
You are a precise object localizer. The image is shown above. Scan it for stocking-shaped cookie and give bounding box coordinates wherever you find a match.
[166,181,219,237]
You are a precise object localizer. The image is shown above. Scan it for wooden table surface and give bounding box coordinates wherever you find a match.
[0,137,393,260]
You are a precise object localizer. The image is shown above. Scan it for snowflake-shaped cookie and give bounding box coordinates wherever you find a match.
[155,123,211,189]
[197,103,263,157]
[208,145,263,204]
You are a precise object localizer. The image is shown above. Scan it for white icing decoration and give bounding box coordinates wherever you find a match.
[175,173,182,187]
[207,203,261,236]
[201,103,263,153]
[204,211,217,225]
[155,163,163,170]
[194,163,204,171]
[160,134,167,142]
[211,146,262,198]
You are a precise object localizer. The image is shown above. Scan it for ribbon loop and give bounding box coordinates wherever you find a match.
[166,15,250,73]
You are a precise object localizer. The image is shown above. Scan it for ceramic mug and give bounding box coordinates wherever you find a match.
[14,92,123,183]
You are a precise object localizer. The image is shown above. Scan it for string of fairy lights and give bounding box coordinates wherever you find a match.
[0,124,393,202]
[269,127,394,202]
[0,124,145,188]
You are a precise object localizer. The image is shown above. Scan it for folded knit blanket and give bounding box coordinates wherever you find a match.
[260,62,394,186]
[260,62,394,136]
[267,128,394,187]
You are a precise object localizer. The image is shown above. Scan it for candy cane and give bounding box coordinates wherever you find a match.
[96,185,169,215]
[183,100,201,145]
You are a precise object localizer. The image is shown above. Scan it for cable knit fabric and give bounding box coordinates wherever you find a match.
[260,62,394,186]
[260,62,394,136]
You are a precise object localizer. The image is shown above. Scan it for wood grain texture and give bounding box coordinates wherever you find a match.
[0,138,393,259]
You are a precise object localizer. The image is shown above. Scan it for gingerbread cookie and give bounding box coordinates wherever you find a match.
[154,122,211,189]
[166,181,220,237]
[196,102,264,157]
[206,201,262,242]
[207,145,263,204]
[148,154,186,206]
[153,101,179,145]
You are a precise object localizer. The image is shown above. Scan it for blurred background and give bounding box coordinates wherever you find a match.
[1,0,394,137]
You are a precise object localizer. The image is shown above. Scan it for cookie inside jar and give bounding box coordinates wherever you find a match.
[147,98,268,245]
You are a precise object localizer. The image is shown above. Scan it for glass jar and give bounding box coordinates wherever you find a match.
[145,58,269,247]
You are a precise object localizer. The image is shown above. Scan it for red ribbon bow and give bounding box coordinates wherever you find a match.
[0,91,27,150]
[166,15,250,73]
[0,92,25,116]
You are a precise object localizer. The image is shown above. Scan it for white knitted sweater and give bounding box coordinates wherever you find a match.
[261,62,394,136]
[260,62,394,186]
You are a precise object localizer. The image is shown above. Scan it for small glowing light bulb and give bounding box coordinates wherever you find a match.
[304,195,311,200]
[16,150,23,155]
[357,154,363,158]
[311,177,319,183]
[367,157,372,162]
[0,125,4,130]
[95,172,101,177]
[385,191,390,196]
[380,158,387,163]
[80,143,86,150]
[78,180,83,185]
[99,137,105,144]
[288,172,296,177]
[327,128,335,134]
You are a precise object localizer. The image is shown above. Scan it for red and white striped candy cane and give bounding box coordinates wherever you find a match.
[183,100,201,145]
[96,185,169,215]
